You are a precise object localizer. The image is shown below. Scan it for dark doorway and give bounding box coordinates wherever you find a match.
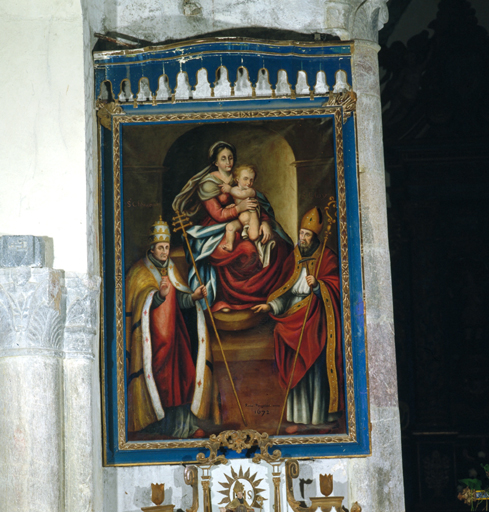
[380,0,489,509]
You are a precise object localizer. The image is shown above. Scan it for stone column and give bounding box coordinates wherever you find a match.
[347,41,405,510]
[0,236,100,512]
[0,237,65,512]
[63,273,100,512]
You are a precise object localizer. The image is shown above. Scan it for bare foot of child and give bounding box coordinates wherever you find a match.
[221,243,234,252]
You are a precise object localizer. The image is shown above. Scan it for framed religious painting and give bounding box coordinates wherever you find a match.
[95,39,369,465]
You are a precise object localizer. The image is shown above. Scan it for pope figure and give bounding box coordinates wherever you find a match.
[125,217,219,438]
[253,207,344,433]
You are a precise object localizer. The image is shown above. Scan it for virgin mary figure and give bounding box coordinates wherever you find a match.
[172,141,293,312]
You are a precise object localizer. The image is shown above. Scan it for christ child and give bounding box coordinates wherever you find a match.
[221,164,261,252]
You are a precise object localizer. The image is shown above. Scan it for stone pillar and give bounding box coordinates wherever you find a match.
[0,236,100,512]
[0,242,65,511]
[63,273,100,512]
[347,41,405,510]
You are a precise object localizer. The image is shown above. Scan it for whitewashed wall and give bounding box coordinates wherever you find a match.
[0,0,96,274]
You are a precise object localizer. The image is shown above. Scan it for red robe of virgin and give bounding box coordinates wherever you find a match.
[269,243,344,414]
[201,192,292,311]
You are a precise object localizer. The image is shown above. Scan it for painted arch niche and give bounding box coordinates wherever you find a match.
[122,118,336,273]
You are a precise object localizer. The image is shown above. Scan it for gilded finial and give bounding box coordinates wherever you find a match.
[151,483,165,506]
[319,474,333,497]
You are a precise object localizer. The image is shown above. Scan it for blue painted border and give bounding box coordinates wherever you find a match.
[94,39,353,107]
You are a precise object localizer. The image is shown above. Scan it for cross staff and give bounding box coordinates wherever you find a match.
[276,199,337,435]
[172,210,247,427]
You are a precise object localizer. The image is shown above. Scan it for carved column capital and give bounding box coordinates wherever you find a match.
[64,272,101,359]
[0,268,101,359]
[325,0,389,42]
[0,234,101,359]
[0,267,65,357]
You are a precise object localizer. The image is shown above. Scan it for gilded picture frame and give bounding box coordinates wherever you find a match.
[95,39,369,465]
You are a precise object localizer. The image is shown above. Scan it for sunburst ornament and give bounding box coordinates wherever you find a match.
[218,466,266,509]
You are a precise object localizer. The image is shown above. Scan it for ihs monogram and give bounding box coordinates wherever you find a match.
[218,466,266,509]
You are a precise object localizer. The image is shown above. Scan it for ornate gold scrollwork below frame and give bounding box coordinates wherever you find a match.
[185,429,282,512]
[196,430,282,465]
[180,430,359,512]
